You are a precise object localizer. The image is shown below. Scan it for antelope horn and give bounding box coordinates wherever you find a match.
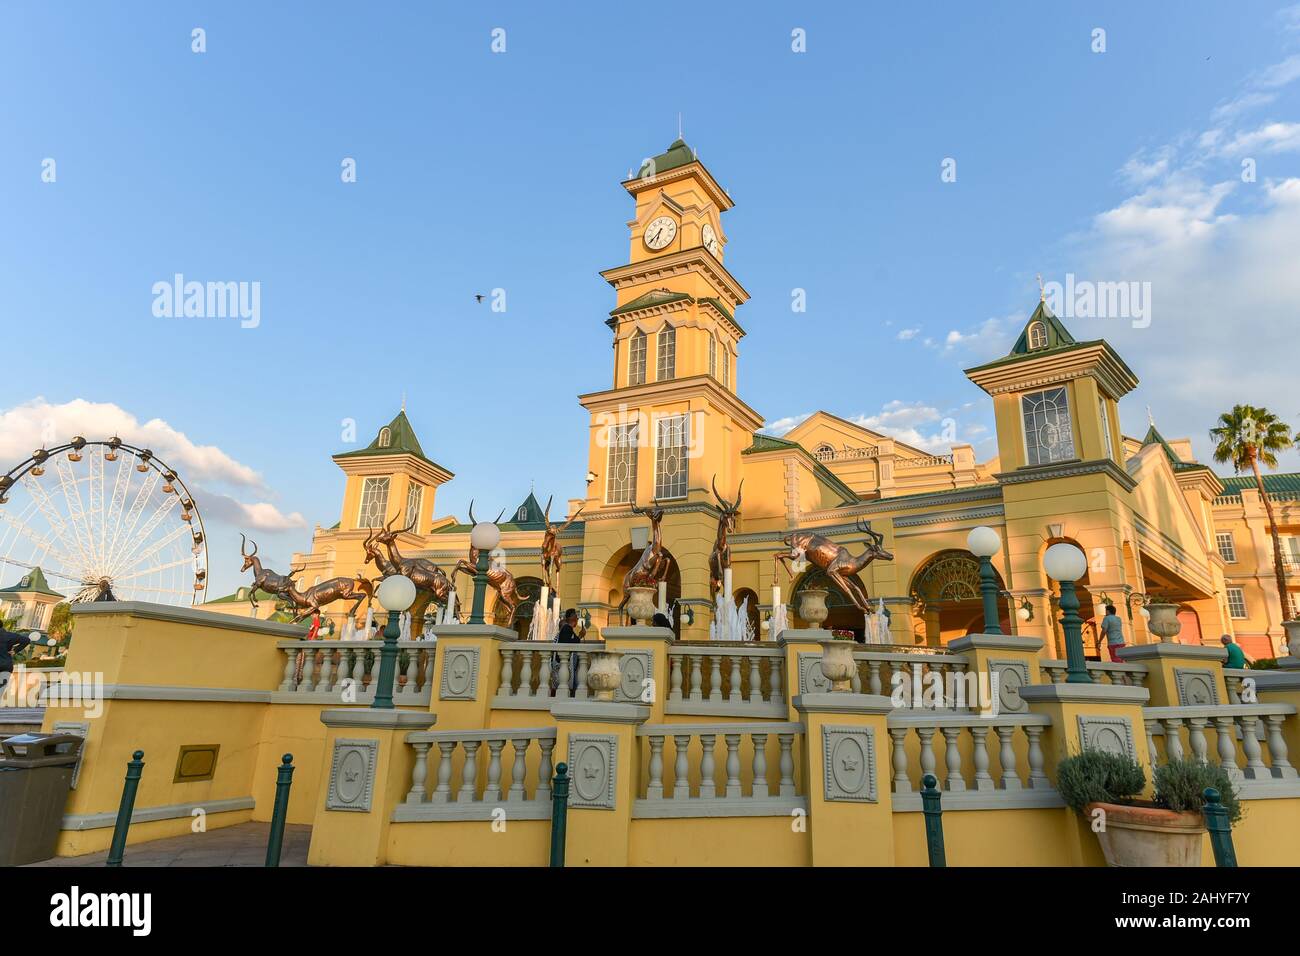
[733,479,743,511]
[711,473,724,506]
[544,495,553,523]
[385,512,400,532]
[403,514,417,534]
[240,533,248,556]
[468,499,476,525]
[248,537,258,557]
[495,507,506,523]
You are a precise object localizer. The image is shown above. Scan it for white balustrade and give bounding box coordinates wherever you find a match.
[275,639,436,704]
[851,651,971,708]
[496,642,600,704]
[666,646,786,717]
[394,727,558,821]
[1143,703,1299,785]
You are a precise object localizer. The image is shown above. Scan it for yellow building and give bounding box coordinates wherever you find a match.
[237,138,1300,662]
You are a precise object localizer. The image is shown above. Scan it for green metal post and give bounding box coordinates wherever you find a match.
[105,750,145,867]
[372,609,402,709]
[1059,580,1093,683]
[978,554,1002,635]
[1203,787,1238,867]
[265,753,295,867]
[921,773,946,867]
[550,762,570,868]
[468,548,491,625]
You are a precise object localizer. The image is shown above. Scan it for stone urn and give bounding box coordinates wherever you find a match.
[1085,802,1205,867]
[1146,602,1182,643]
[625,586,658,626]
[799,588,830,629]
[818,638,856,693]
[1282,619,1300,660]
[586,649,624,702]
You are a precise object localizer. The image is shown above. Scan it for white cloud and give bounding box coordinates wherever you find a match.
[896,327,920,340]
[761,412,812,436]
[1215,121,1300,156]
[0,398,306,532]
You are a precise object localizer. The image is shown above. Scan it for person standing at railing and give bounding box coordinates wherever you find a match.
[1220,634,1250,668]
[0,627,32,697]
[1100,604,1126,662]
[554,608,584,693]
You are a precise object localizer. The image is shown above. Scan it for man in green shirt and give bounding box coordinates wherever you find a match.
[1220,634,1249,669]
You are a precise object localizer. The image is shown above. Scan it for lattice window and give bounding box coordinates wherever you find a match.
[1216,532,1236,563]
[405,482,424,531]
[655,414,689,500]
[605,423,639,505]
[722,342,730,388]
[628,331,646,386]
[1021,387,1076,465]
[377,426,392,448]
[656,326,676,381]
[708,335,716,378]
[357,476,391,528]
[1226,587,1247,619]
[1027,321,1048,350]
[1098,397,1114,460]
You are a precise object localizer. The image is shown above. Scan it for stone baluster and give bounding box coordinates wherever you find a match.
[459,740,481,801]
[1187,718,1210,764]
[1025,725,1049,787]
[751,733,770,797]
[483,738,506,803]
[575,653,590,699]
[537,653,553,698]
[669,655,684,702]
[1143,719,1160,767]
[298,648,315,693]
[280,649,296,691]
[699,734,718,798]
[519,651,535,699]
[1213,716,1242,780]
[940,726,966,791]
[499,649,515,697]
[402,650,418,697]
[536,738,555,800]
[1049,667,1065,684]
[916,728,938,784]
[508,737,530,801]
[889,727,912,793]
[688,655,704,701]
[406,740,431,804]
[1225,674,1242,704]
[708,657,724,703]
[672,734,691,799]
[646,735,665,800]
[994,725,1021,790]
[724,734,742,798]
[868,660,883,696]
[317,648,334,692]
[728,657,743,703]
[777,732,796,797]
[748,657,763,703]
[970,725,994,790]
[556,653,572,701]
[1263,715,1297,778]
[351,647,367,691]
[1240,715,1267,778]
[850,662,862,694]
[1163,718,1185,762]
[432,741,456,804]
[336,648,354,692]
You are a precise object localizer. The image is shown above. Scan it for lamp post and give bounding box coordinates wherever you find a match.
[967,526,1003,635]
[1044,542,1091,683]
[467,519,502,625]
[372,574,416,709]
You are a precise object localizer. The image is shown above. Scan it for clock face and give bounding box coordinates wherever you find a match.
[702,223,719,255]
[643,216,677,250]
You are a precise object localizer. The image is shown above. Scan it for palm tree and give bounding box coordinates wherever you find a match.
[1210,405,1295,624]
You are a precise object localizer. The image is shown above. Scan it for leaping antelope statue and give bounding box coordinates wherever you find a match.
[708,476,742,595]
[365,514,456,627]
[541,495,584,591]
[775,518,893,612]
[617,499,671,612]
[452,500,528,622]
[284,575,376,623]
[239,534,305,611]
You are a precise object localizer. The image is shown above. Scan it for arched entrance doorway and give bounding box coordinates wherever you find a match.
[497,576,545,639]
[791,568,873,640]
[605,545,682,638]
[909,550,1009,646]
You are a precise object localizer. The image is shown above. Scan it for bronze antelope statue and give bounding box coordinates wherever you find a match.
[239,534,305,611]
[541,495,584,590]
[617,499,670,612]
[775,518,893,612]
[708,476,742,595]
[285,575,376,623]
[452,501,527,622]
[365,515,456,626]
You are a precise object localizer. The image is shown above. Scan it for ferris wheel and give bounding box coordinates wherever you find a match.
[0,437,209,606]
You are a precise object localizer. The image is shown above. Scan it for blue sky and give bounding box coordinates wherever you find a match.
[3,1,1300,597]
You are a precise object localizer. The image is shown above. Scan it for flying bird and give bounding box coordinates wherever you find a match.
[474,294,485,303]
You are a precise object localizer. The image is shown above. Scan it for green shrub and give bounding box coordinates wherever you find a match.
[1249,658,1278,670]
[1153,759,1243,824]
[1055,748,1146,812]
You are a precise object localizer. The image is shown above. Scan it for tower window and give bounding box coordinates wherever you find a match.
[405,482,424,531]
[1216,533,1236,563]
[1098,397,1114,460]
[1027,321,1048,351]
[721,341,730,389]
[1021,387,1076,465]
[358,476,391,528]
[656,326,676,381]
[655,414,689,500]
[628,331,646,386]
[377,426,392,448]
[708,335,716,378]
[606,423,639,505]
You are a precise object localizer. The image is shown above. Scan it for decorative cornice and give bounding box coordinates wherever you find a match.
[578,374,765,432]
[799,484,1004,525]
[995,457,1138,492]
[72,601,308,638]
[894,505,1005,528]
[600,248,749,312]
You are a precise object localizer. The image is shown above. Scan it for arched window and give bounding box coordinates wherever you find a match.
[628,330,647,386]
[1027,321,1048,350]
[656,325,676,381]
[377,426,392,448]
[814,443,835,461]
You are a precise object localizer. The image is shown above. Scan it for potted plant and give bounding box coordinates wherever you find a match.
[1057,750,1241,866]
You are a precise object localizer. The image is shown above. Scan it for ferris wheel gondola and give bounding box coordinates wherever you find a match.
[0,437,210,606]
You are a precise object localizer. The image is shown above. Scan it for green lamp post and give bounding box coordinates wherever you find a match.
[467,518,502,626]
[372,573,416,709]
[1044,542,1091,683]
[967,526,1003,635]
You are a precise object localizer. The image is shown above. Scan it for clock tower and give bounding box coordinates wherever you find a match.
[578,139,764,515]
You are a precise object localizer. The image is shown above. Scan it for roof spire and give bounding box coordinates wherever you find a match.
[1036,272,1045,302]
[678,111,683,141]
[1147,405,1156,428]
[401,391,406,413]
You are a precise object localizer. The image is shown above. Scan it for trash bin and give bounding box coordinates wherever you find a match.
[0,732,84,865]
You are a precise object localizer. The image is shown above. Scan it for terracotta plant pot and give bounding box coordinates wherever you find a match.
[1085,801,1205,867]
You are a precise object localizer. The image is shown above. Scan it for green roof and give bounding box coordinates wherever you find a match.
[744,434,858,505]
[433,492,587,535]
[1218,473,1300,499]
[207,587,279,604]
[1008,300,1076,355]
[608,290,693,326]
[0,567,63,598]
[334,410,436,466]
[1140,424,1210,474]
[635,139,697,179]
